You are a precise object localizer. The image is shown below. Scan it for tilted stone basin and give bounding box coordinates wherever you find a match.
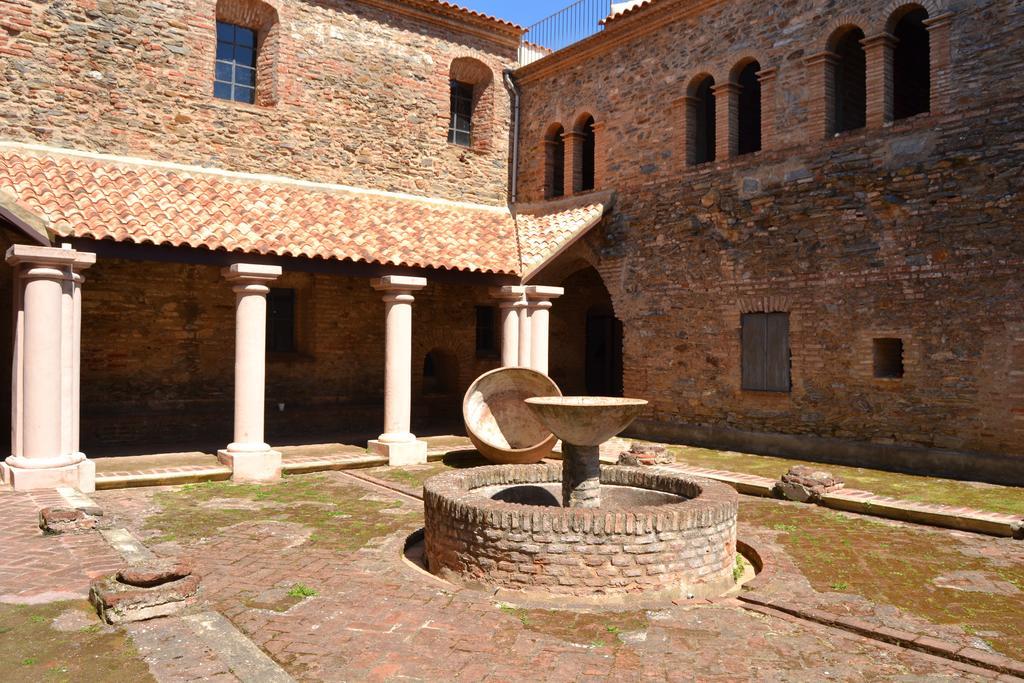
[462,368,562,464]
[525,396,648,507]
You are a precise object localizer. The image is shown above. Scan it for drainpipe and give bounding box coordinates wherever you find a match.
[503,69,521,205]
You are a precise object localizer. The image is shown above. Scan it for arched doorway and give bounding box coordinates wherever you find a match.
[548,266,623,397]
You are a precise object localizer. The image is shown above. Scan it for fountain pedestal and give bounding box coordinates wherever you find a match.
[524,396,648,508]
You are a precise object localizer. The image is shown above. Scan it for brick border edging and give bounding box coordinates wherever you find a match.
[737,593,1024,678]
[660,463,1023,539]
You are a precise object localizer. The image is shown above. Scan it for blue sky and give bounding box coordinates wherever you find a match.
[454,0,556,28]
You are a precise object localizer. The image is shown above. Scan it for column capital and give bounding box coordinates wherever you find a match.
[804,50,839,66]
[6,244,95,272]
[221,263,282,284]
[525,285,564,302]
[922,12,954,31]
[711,82,742,96]
[489,285,527,301]
[371,275,427,293]
[861,32,897,49]
[562,130,588,142]
[756,66,778,83]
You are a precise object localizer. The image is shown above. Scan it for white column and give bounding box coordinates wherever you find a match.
[2,244,95,492]
[368,275,428,466]
[526,285,564,376]
[217,263,283,483]
[490,285,524,367]
[517,293,531,368]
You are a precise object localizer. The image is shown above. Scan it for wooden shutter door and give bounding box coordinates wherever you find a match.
[741,313,766,391]
[765,312,790,391]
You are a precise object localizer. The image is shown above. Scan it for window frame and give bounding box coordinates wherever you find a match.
[448,80,474,147]
[214,21,258,105]
[475,305,499,358]
[266,287,297,354]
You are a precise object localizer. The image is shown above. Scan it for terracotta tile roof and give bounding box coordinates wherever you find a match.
[420,0,522,30]
[514,192,612,279]
[0,143,521,274]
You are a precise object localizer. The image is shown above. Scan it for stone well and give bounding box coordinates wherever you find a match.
[423,463,738,599]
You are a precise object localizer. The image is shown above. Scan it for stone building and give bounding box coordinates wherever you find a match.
[0,0,1020,489]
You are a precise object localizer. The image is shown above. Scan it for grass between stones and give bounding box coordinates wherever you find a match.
[665,445,1024,516]
[741,498,1024,658]
[143,474,418,550]
[0,601,153,683]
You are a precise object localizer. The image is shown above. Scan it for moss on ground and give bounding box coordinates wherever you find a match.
[367,453,490,490]
[662,445,1024,516]
[144,474,417,550]
[0,602,153,683]
[497,604,649,649]
[741,498,1024,657]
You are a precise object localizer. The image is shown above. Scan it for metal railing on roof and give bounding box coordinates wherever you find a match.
[518,0,613,65]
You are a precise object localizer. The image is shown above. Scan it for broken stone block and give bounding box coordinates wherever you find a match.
[617,443,674,467]
[39,506,108,534]
[775,465,844,503]
[90,558,200,624]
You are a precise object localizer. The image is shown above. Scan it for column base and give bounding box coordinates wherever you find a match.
[367,439,428,466]
[217,449,282,483]
[1,457,95,492]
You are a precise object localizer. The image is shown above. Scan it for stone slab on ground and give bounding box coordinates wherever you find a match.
[90,559,200,625]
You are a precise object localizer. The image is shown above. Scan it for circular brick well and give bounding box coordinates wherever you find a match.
[423,463,739,600]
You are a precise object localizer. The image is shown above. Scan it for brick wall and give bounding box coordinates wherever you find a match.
[78,258,500,452]
[0,0,516,204]
[515,0,1024,464]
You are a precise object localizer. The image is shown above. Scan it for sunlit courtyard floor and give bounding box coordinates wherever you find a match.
[0,443,1021,681]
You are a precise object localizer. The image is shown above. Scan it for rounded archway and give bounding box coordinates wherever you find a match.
[547,266,623,397]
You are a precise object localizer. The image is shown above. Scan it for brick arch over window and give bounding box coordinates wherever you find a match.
[448,57,495,152]
[882,0,945,31]
[684,73,716,166]
[729,58,762,156]
[215,0,281,107]
[543,122,565,200]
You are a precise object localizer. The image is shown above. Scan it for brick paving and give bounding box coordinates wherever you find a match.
[79,472,1016,681]
[0,488,122,604]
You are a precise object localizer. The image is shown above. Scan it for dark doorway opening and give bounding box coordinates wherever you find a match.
[585,308,623,397]
[893,8,930,120]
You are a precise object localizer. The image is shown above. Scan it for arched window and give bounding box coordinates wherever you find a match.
[735,60,762,155]
[892,6,930,120]
[448,58,494,150]
[213,0,280,106]
[829,26,867,134]
[689,75,716,165]
[544,124,565,200]
[575,115,596,193]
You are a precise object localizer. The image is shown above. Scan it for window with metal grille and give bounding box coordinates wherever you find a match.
[475,306,498,357]
[741,312,790,392]
[873,338,904,378]
[448,80,473,146]
[266,288,295,353]
[214,21,257,104]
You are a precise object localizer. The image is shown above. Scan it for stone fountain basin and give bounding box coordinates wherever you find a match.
[524,396,648,446]
[422,463,739,599]
[463,367,561,464]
